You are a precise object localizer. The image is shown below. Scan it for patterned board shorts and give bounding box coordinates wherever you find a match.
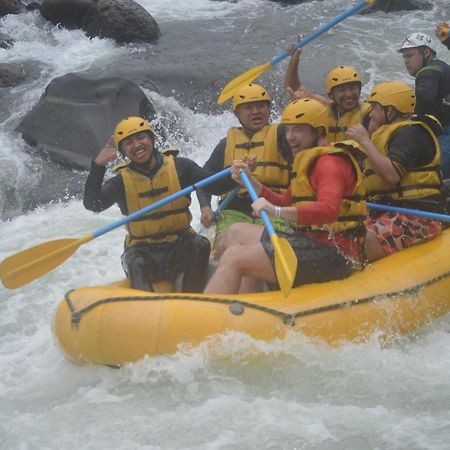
[367,211,442,256]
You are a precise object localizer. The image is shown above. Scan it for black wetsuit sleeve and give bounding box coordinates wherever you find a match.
[443,37,450,51]
[387,125,436,174]
[415,66,443,115]
[175,156,236,195]
[196,138,227,207]
[83,161,127,213]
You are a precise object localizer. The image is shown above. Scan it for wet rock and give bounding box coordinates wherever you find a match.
[0,63,27,87]
[0,0,26,16]
[25,2,42,11]
[17,73,157,170]
[40,0,96,29]
[361,0,433,13]
[82,0,160,44]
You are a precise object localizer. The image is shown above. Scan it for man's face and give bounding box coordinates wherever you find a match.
[284,123,316,156]
[122,132,154,164]
[401,47,426,76]
[234,101,270,133]
[330,82,361,113]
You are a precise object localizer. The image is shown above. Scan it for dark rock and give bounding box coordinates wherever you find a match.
[361,0,433,13]
[0,32,14,49]
[17,73,157,170]
[26,2,42,11]
[0,63,27,87]
[40,0,96,29]
[0,0,26,16]
[82,0,160,44]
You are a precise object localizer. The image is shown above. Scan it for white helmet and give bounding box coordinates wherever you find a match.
[398,32,437,54]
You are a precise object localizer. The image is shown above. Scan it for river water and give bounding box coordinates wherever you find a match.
[1,1,450,449]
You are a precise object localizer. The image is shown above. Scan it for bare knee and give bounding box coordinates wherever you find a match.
[215,223,248,259]
[219,245,246,270]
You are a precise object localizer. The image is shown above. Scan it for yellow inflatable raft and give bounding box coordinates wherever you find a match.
[53,229,450,366]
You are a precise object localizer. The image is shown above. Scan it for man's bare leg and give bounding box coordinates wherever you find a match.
[214,223,266,292]
[204,242,276,294]
[214,223,264,260]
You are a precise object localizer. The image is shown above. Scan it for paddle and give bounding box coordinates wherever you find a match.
[239,171,297,297]
[217,0,376,104]
[0,168,232,290]
[213,186,241,220]
[197,186,241,236]
[368,202,450,222]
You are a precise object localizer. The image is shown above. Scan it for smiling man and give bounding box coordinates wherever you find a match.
[197,83,292,256]
[83,116,233,292]
[398,32,450,178]
[284,43,370,143]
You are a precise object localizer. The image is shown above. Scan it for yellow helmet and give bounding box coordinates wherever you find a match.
[281,98,329,130]
[326,66,362,95]
[232,83,271,111]
[114,116,155,148]
[367,81,416,114]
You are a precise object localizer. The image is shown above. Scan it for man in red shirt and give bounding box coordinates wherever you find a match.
[204,98,367,295]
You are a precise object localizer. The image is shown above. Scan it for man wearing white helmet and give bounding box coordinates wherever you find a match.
[398,32,450,178]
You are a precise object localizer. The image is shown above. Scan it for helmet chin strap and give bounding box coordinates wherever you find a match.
[418,47,432,69]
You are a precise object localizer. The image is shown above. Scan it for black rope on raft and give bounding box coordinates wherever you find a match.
[65,270,450,328]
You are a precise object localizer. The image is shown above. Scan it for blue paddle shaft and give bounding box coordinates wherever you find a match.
[368,202,450,222]
[271,0,370,66]
[92,167,232,239]
[196,185,240,236]
[213,186,240,220]
[239,171,276,237]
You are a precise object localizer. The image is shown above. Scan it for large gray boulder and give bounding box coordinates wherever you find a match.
[17,73,157,170]
[39,0,160,43]
[40,0,96,29]
[82,0,160,43]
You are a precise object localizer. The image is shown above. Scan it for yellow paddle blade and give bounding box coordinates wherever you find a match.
[217,62,272,105]
[271,234,297,297]
[0,235,92,289]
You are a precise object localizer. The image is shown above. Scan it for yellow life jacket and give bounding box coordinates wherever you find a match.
[223,124,290,196]
[291,142,367,234]
[326,102,371,142]
[364,119,441,202]
[118,155,191,246]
